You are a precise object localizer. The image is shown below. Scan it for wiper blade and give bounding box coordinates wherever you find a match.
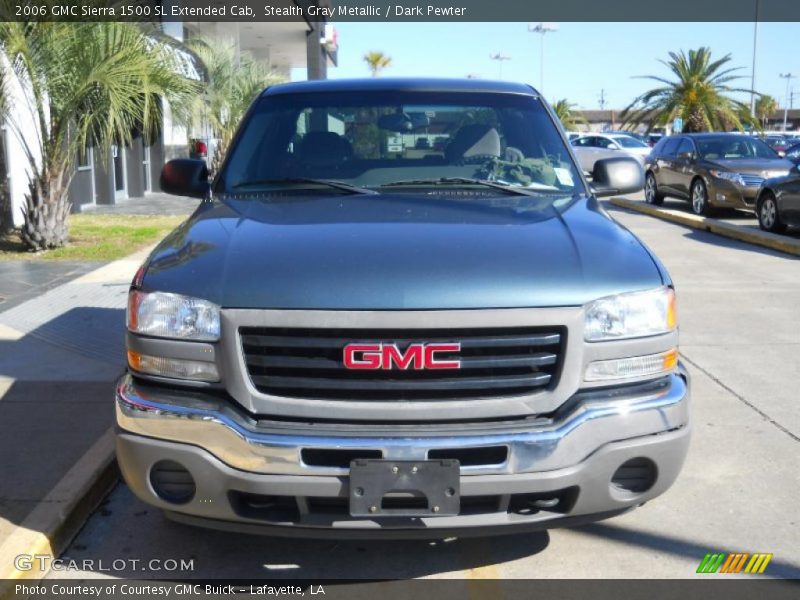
[379,177,544,197]
[232,178,377,195]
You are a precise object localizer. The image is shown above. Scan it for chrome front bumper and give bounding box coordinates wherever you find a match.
[116,370,689,477]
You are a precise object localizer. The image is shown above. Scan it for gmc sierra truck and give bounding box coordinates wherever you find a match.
[117,78,690,538]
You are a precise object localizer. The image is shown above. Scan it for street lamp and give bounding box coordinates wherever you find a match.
[490,53,511,80]
[749,0,760,117]
[780,73,796,131]
[528,22,558,94]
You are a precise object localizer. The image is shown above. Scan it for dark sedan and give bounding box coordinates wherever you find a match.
[644,134,794,215]
[755,164,800,233]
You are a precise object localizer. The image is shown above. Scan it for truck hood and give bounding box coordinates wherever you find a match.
[141,193,665,310]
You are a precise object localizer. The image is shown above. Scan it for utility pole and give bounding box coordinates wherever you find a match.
[489,53,511,80]
[599,89,607,111]
[749,0,760,117]
[527,23,558,94]
[780,73,796,131]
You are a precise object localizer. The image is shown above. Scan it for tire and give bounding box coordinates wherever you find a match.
[757,192,787,233]
[644,172,665,205]
[690,179,713,216]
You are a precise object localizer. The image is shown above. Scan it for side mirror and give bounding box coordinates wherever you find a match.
[677,151,694,160]
[590,157,644,197]
[160,159,210,199]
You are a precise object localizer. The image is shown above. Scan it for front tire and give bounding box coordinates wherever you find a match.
[690,179,712,216]
[757,192,787,233]
[644,172,665,205]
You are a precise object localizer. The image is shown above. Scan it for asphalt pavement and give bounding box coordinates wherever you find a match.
[52,201,800,580]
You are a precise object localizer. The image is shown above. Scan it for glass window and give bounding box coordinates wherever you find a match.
[615,136,648,148]
[676,139,695,156]
[594,137,615,149]
[660,138,681,157]
[696,136,777,160]
[219,90,584,195]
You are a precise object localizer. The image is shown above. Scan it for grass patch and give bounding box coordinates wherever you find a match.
[0,214,185,261]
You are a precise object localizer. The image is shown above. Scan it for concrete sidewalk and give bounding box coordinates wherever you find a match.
[0,248,151,584]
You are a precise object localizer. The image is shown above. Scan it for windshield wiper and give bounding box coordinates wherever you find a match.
[378,177,549,197]
[231,178,377,195]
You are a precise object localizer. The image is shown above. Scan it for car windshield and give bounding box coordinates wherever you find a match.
[614,136,648,148]
[217,90,584,197]
[696,136,778,159]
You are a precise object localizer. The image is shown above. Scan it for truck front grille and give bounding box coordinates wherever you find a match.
[240,326,565,401]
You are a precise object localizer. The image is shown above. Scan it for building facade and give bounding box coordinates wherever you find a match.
[1,4,337,227]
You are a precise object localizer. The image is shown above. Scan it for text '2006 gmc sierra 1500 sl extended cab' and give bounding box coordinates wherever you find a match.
[117,78,690,538]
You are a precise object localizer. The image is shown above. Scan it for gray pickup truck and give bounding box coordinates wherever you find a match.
[117,78,690,538]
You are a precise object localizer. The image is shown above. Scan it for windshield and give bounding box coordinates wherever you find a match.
[696,136,778,160]
[218,90,584,196]
[614,136,648,148]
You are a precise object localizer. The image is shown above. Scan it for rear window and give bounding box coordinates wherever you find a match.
[218,90,583,194]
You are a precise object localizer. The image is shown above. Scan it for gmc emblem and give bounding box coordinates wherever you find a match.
[343,343,461,370]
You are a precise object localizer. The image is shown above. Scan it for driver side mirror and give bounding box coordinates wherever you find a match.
[677,151,695,160]
[590,157,644,197]
[160,159,210,199]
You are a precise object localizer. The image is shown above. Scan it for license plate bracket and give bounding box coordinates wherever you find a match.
[349,459,460,517]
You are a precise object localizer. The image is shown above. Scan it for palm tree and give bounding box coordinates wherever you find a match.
[179,39,284,175]
[755,94,778,129]
[621,47,757,133]
[363,51,392,77]
[552,98,586,130]
[0,22,196,250]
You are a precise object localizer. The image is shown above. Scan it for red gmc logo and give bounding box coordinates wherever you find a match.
[343,343,461,370]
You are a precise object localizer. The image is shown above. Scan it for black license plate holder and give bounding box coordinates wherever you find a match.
[349,459,460,517]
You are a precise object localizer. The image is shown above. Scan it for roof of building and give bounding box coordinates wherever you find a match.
[262,78,538,97]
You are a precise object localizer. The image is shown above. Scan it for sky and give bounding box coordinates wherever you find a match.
[292,21,800,111]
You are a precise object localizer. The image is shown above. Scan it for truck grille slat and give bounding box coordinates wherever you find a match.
[240,326,565,401]
[251,372,552,391]
[241,332,561,349]
[245,352,558,371]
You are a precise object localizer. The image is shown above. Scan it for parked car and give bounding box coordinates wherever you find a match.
[755,164,800,232]
[644,133,794,215]
[646,133,664,148]
[782,142,800,164]
[571,133,652,173]
[761,136,791,157]
[120,78,689,538]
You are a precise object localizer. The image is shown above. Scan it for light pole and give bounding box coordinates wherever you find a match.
[490,53,511,80]
[780,73,796,131]
[528,22,558,94]
[749,0,760,117]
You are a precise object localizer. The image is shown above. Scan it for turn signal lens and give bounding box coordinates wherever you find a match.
[127,350,219,382]
[584,348,678,382]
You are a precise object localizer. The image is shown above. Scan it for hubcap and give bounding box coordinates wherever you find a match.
[762,199,776,228]
[645,176,655,202]
[692,183,705,213]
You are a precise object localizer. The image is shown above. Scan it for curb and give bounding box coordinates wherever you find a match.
[0,428,118,596]
[609,197,800,257]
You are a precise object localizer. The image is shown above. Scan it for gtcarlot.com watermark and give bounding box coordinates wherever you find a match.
[15,554,195,573]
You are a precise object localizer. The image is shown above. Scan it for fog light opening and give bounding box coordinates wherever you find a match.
[150,460,196,504]
[611,457,657,495]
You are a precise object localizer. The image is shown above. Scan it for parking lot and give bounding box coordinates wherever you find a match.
[48,201,800,581]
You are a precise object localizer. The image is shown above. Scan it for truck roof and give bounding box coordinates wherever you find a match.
[261,78,539,97]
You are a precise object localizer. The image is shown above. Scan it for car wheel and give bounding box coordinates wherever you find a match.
[691,179,712,216]
[644,172,664,205]
[757,193,787,233]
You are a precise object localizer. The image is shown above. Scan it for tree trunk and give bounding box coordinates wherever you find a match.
[19,173,72,251]
[210,139,228,177]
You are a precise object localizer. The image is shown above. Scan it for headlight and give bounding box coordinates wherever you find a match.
[584,287,676,342]
[709,170,745,185]
[127,290,220,341]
